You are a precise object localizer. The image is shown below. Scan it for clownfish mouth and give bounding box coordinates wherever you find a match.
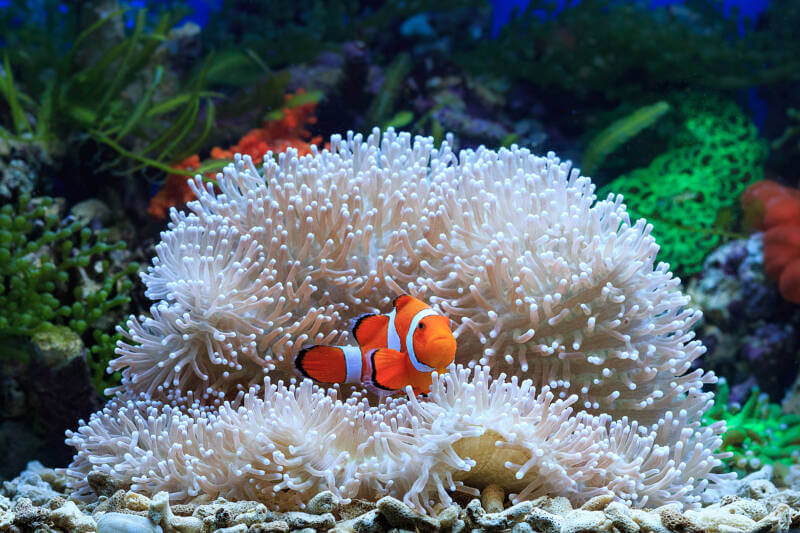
[425,336,457,368]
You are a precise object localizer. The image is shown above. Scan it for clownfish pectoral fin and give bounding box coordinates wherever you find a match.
[295,345,359,384]
[351,313,389,347]
[368,348,411,392]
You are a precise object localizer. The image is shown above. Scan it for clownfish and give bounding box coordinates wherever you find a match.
[295,295,456,395]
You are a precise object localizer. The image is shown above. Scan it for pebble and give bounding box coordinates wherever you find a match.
[96,512,163,533]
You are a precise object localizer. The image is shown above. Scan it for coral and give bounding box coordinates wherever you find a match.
[604,95,766,274]
[210,90,324,161]
[113,129,710,437]
[67,129,725,512]
[64,366,727,513]
[148,155,204,219]
[148,90,325,219]
[687,234,800,402]
[741,179,800,304]
[702,380,800,475]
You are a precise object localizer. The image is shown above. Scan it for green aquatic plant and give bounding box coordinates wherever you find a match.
[463,0,800,100]
[581,101,671,176]
[703,380,800,476]
[0,5,218,178]
[0,194,138,392]
[602,95,766,275]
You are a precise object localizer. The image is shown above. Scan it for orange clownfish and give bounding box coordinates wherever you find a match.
[295,295,456,395]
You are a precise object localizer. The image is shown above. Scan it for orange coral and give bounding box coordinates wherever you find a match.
[147,155,201,219]
[149,90,324,219]
[210,90,323,161]
[741,179,800,303]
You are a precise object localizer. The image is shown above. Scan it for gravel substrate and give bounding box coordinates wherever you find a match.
[1,462,799,532]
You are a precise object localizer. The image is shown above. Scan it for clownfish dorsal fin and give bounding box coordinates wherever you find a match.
[351,313,390,347]
[392,294,416,311]
[368,348,411,391]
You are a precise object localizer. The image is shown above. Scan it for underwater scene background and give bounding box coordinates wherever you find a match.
[1,0,800,531]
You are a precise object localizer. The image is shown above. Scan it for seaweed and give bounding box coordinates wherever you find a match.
[704,380,800,476]
[0,194,138,393]
[581,101,671,176]
[0,4,219,179]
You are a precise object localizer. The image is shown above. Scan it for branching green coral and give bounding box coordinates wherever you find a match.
[704,380,800,476]
[0,194,138,392]
[601,95,766,274]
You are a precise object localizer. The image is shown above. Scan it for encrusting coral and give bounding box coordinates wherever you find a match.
[66,129,727,512]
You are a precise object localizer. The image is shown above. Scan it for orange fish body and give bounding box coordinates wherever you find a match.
[295,295,456,395]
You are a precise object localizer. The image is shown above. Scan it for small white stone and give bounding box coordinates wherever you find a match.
[96,512,163,533]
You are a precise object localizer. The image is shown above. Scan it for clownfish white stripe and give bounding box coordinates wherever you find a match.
[342,345,363,383]
[386,308,402,352]
[405,308,438,373]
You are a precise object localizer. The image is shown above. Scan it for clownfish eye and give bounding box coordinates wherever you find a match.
[418,323,425,330]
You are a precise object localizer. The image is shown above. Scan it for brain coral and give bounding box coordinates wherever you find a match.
[67,129,727,511]
[112,128,710,429]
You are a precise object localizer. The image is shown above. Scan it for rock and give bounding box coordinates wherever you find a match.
[604,502,640,533]
[747,479,779,500]
[249,520,289,533]
[214,525,247,533]
[376,496,440,533]
[50,500,96,533]
[2,462,62,505]
[149,491,203,533]
[30,324,84,369]
[70,198,112,228]
[752,503,792,532]
[124,491,152,512]
[307,490,337,514]
[580,493,614,511]
[192,498,274,531]
[511,522,534,533]
[282,510,335,530]
[96,512,163,533]
[347,509,387,533]
[88,471,124,498]
[560,509,613,533]
[522,507,562,533]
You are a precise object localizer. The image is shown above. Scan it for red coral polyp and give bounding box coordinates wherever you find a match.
[742,179,800,304]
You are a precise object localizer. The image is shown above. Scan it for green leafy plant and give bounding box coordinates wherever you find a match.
[0,5,218,177]
[581,101,671,176]
[0,194,138,392]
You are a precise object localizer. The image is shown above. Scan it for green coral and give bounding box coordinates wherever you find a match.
[0,194,138,392]
[601,95,766,275]
[704,380,800,476]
